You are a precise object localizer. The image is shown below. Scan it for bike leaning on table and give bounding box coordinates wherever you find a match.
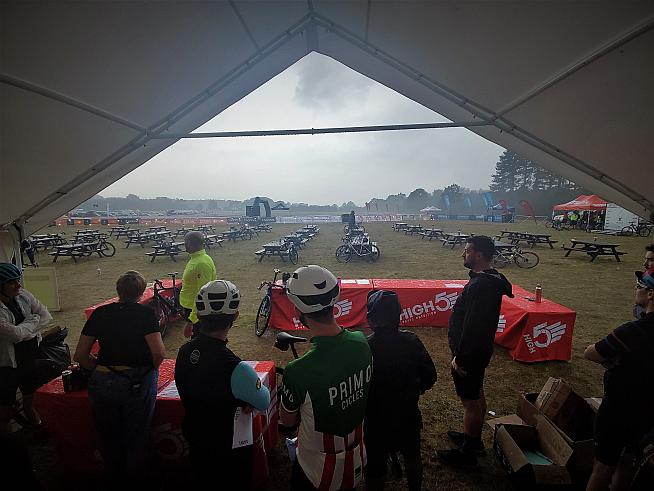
[492,246,539,269]
[255,269,291,337]
[336,236,380,263]
[151,272,182,337]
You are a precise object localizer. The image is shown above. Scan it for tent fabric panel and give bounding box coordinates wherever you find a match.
[233,0,309,48]
[553,195,608,211]
[505,29,654,207]
[316,27,650,218]
[314,0,370,37]
[0,83,140,227]
[18,39,311,235]
[2,2,257,127]
[363,2,654,111]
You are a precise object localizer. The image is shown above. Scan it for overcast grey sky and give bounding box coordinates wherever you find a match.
[101,53,504,205]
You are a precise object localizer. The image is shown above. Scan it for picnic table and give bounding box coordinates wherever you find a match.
[296,228,316,239]
[393,222,408,231]
[145,241,184,262]
[108,226,128,237]
[48,242,103,263]
[497,230,558,249]
[404,225,423,236]
[222,229,250,241]
[124,231,149,248]
[142,231,173,244]
[174,227,194,238]
[420,228,443,240]
[440,232,471,248]
[284,234,308,249]
[254,224,272,233]
[203,234,224,249]
[29,234,67,251]
[563,239,626,262]
[147,226,168,233]
[114,228,137,239]
[255,240,297,263]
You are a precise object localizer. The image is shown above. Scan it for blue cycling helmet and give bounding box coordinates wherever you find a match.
[0,263,22,283]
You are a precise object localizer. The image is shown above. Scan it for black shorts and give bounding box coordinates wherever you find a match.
[365,425,421,479]
[451,365,485,401]
[594,397,653,466]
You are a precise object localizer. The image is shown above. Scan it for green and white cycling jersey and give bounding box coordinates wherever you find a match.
[280,329,373,491]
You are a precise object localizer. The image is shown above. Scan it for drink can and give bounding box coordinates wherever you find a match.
[62,370,73,392]
[535,284,543,303]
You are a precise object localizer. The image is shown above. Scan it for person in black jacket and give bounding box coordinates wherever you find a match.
[364,290,437,491]
[437,235,513,468]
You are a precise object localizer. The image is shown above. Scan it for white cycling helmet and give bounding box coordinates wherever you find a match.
[195,280,240,316]
[286,265,339,314]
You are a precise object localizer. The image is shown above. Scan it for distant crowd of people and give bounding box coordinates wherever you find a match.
[0,234,652,490]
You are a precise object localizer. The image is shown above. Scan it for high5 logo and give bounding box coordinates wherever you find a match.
[333,299,353,318]
[523,321,567,353]
[400,291,459,322]
[496,315,506,333]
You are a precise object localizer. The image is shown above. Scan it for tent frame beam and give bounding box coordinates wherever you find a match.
[151,121,492,139]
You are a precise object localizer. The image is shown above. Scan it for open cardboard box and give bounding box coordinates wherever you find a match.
[535,378,593,439]
[494,415,573,488]
[489,378,599,472]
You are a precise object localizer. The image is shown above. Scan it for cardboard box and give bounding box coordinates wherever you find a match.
[519,392,595,472]
[494,415,573,488]
[535,378,592,439]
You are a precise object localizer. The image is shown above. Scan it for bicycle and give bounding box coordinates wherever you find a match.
[96,235,116,257]
[336,236,380,263]
[621,221,652,237]
[492,246,539,269]
[151,272,182,337]
[255,269,291,337]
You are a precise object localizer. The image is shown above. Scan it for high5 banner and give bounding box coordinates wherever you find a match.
[267,279,575,363]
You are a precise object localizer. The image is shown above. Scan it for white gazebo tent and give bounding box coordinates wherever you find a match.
[2,2,653,259]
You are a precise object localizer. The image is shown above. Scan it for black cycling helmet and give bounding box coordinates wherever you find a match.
[0,263,22,283]
[366,289,401,334]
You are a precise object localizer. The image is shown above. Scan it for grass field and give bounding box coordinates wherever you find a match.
[30,220,652,490]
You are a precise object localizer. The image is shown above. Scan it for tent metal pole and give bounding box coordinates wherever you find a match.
[0,74,146,133]
[150,121,492,139]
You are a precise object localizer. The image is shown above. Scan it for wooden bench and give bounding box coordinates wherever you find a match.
[125,234,149,248]
[204,235,224,249]
[48,242,102,263]
[563,240,626,262]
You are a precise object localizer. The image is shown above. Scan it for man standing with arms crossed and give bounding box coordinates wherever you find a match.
[279,265,372,491]
[179,231,216,338]
[437,236,513,467]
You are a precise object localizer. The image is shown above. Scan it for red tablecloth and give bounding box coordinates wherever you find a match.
[34,359,278,487]
[268,279,575,362]
[84,279,182,319]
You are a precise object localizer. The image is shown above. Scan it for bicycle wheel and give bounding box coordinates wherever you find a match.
[152,298,171,337]
[544,220,553,228]
[370,245,380,262]
[255,295,272,337]
[336,245,352,263]
[288,246,299,265]
[638,225,651,238]
[492,254,510,269]
[100,241,116,257]
[621,226,634,237]
[515,251,539,268]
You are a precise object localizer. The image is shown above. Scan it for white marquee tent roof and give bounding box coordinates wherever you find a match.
[2,1,653,244]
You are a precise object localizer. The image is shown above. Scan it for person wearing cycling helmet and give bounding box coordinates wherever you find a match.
[364,290,437,491]
[0,262,52,434]
[175,280,270,487]
[280,265,373,491]
[584,269,654,491]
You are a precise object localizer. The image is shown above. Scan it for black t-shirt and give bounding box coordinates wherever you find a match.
[81,302,160,368]
[175,334,241,451]
[595,312,654,402]
[366,331,437,431]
